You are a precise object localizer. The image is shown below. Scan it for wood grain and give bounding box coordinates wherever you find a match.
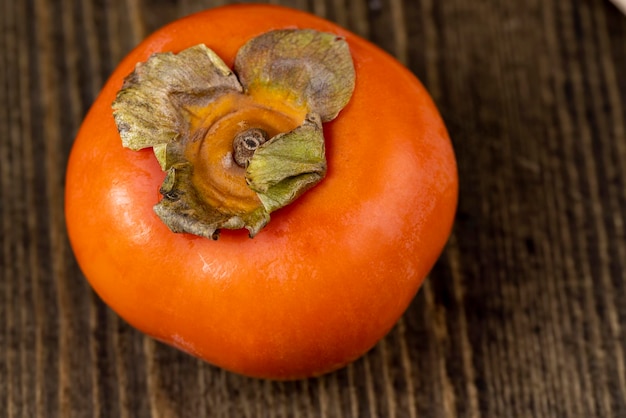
[2,0,626,417]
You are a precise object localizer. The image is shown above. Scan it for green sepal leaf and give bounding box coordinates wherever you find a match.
[246,114,327,213]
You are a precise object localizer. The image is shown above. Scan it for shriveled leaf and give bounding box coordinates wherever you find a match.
[154,163,271,239]
[111,30,354,239]
[234,30,355,122]
[113,44,243,156]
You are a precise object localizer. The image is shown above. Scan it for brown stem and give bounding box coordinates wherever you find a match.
[232,128,269,167]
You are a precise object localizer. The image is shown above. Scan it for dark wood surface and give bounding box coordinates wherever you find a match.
[2,0,626,416]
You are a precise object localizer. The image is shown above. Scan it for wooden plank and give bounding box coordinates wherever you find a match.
[1,0,626,416]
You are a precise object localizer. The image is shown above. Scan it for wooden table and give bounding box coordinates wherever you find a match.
[2,0,626,416]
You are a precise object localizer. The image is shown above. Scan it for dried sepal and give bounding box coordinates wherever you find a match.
[234,30,355,122]
[112,30,355,239]
[112,44,243,167]
[246,114,326,212]
[154,162,271,239]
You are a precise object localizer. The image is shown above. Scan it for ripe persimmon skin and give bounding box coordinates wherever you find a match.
[65,4,458,379]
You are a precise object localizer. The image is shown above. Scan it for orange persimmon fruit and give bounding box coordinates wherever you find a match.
[65,4,457,379]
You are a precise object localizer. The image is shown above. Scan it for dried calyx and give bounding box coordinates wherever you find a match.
[112,29,355,239]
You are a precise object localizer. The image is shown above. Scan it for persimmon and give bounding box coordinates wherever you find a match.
[65,4,457,379]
